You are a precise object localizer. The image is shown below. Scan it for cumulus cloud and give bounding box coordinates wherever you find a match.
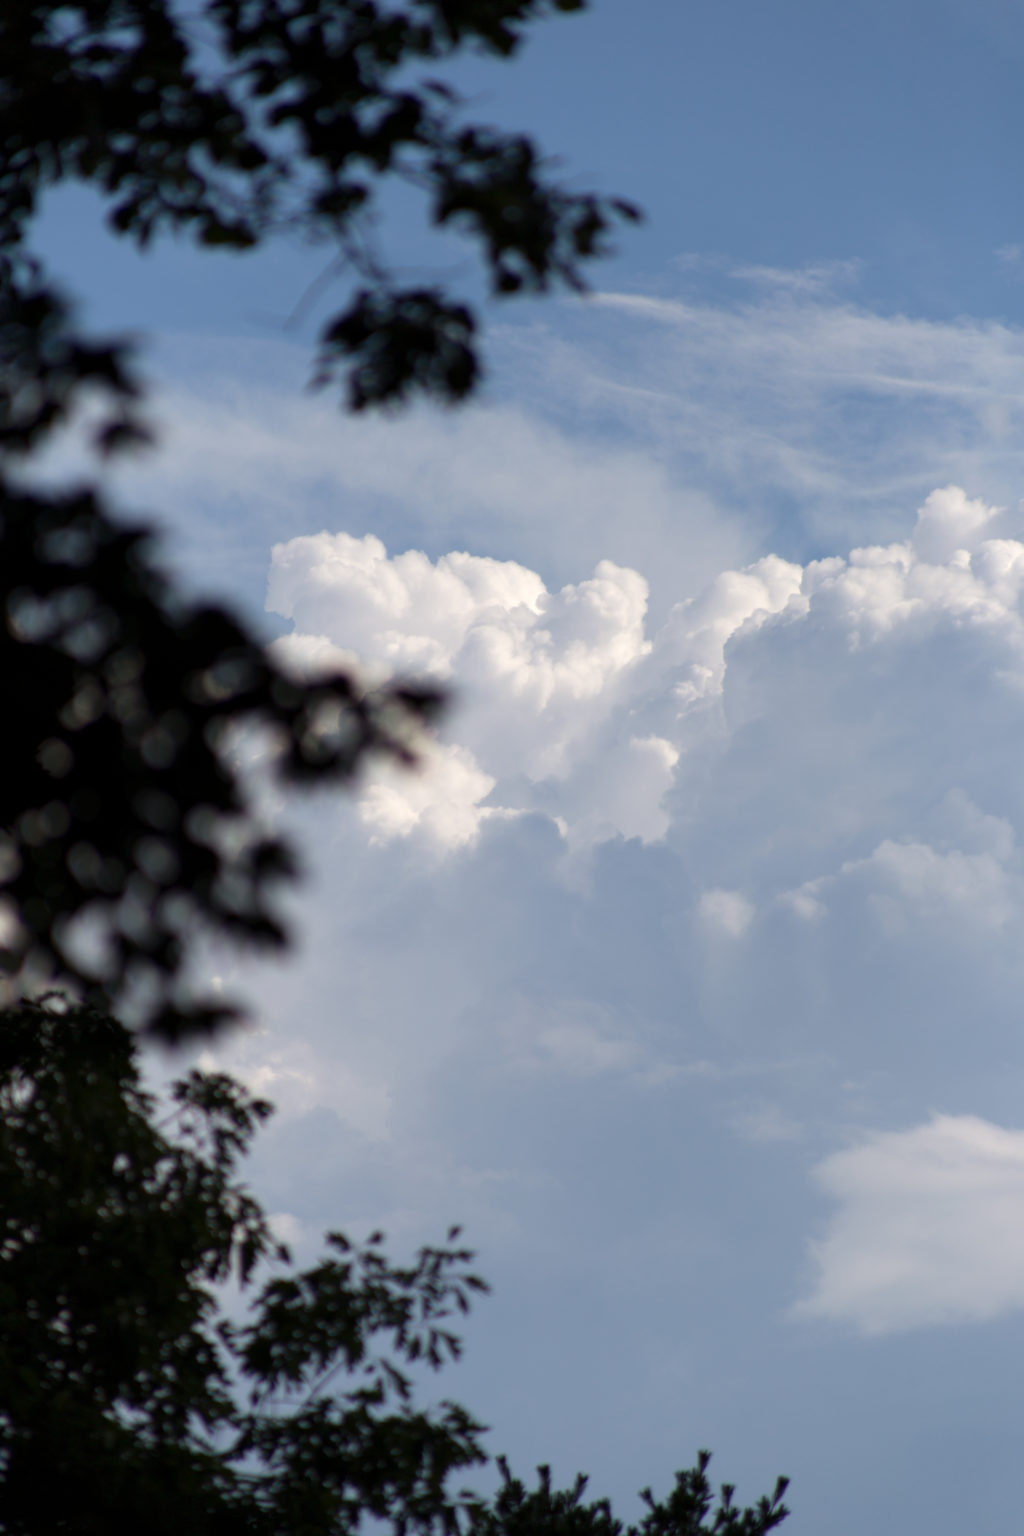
[262,531,814,853]
[796,1116,1024,1334]
[912,484,1001,564]
[267,533,667,848]
[358,743,502,850]
[265,486,1024,882]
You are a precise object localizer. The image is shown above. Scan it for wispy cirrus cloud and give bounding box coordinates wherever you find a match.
[35,274,1024,625]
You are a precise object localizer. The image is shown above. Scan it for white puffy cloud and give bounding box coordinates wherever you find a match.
[796,1116,1024,1334]
[267,532,666,848]
[912,484,1002,565]
[359,742,503,850]
[265,486,1024,890]
[268,534,550,678]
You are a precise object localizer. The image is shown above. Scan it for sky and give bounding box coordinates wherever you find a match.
[29,1,1024,1530]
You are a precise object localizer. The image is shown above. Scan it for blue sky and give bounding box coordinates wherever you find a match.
[31,2,1024,1531]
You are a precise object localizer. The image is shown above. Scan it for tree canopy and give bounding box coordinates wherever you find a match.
[0,994,489,1532]
[0,995,790,1536]
[0,0,639,1040]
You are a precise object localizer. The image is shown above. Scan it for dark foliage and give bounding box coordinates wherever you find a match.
[0,260,441,1040]
[0,995,490,1534]
[469,1457,789,1536]
[0,996,789,1536]
[0,0,640,415]
[0,475,442,1041]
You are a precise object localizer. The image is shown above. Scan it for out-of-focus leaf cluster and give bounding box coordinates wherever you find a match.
[0,266,149,455]
[0,476,443,1040]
